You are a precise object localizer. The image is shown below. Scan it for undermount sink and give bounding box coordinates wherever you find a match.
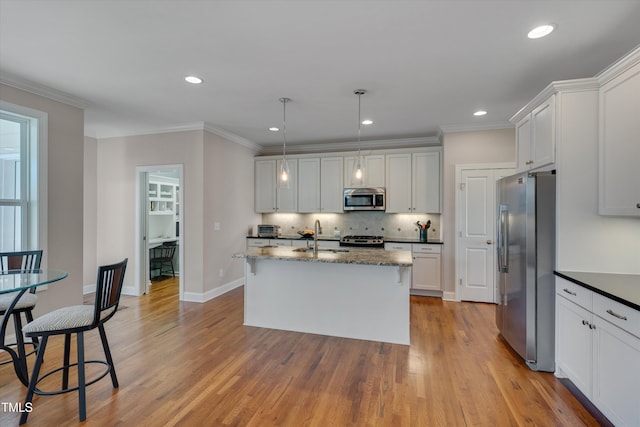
[292,247,349,253]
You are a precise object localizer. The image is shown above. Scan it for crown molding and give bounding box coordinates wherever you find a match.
[93,122,208,140]
[510,77,600,123]
[596,43,640,85]
[0,72,90,109]
[257,136,441,156]
[203,122,262,151]
[438,121,513,134]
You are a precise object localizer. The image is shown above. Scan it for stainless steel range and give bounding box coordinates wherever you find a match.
[339,235,384,248]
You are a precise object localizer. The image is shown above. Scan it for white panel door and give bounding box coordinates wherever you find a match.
[458,168,513,302]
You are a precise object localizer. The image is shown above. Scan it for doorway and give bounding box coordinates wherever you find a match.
[455,163,514,303]
[135,165,184,299]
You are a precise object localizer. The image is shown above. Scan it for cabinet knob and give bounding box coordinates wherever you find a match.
[636,203,640,208]
[486,240,493,245]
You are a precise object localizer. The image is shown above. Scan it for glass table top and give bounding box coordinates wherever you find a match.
[0,269,68,294]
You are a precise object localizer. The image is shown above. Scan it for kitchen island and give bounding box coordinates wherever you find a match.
[234,246,412,345]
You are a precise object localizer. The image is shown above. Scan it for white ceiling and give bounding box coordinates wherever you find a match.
[1,0,639,152]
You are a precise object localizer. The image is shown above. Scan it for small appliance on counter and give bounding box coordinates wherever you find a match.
[257,224,281,238]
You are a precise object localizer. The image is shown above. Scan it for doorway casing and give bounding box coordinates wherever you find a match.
[135,164,184,299]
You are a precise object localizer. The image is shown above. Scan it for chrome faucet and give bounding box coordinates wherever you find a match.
[314,219,321,255]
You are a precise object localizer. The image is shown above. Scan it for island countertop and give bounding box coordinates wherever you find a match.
[234,246,412,267]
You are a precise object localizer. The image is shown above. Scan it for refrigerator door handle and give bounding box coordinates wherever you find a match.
[497,204,509,273]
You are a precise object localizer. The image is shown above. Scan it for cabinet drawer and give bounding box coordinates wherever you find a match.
[247,238,271,248]
[556,277,592,310]
[385,243,412,251]
[270,239,292,247]
[593,293,640,338]
[412,244,442,254]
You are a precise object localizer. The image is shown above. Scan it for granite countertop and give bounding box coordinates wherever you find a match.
[246,235,444,245]
[234,246,412,267]
[555,271,640,311]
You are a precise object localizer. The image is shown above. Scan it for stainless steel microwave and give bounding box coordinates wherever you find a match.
[343,188,386,211]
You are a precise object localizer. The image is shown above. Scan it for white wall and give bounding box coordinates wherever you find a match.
[83,136,98,284]
[0,83,84,313]
[442,128,516,294]
[95,129,259,299]
[555,90,640,273]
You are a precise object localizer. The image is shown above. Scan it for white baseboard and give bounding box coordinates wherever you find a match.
[83,284,96,294]
[182,278,244,303]
[85,283,139,296]
[442,291,458,301]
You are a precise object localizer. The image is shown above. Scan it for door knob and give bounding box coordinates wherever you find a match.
[486,240,493,244]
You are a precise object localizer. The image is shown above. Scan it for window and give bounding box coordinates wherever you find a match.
[0,102,46,253]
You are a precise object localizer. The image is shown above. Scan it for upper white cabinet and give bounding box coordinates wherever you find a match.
[254,159,298,213]
[276,159,298,213]
[320,157,344,213]
[255,148,441,214]
[598,57,640,217]
[255,160,277,212]
[344,154,385,188]
[386,151,441,213]
[298,158,321,213]
[514,94,556,173]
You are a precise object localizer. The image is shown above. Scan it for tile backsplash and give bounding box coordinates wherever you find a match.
[258,212,441,240]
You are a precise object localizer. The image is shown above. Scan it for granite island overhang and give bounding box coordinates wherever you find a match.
[233,246,413,345]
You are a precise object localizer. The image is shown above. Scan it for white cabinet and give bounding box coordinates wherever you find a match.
[384,243,442,292]
[592,315,640,427]
[148,177,178,241]
[254,159,298,212]
[555,277,640,427]
[386,151,441,213]
[514,94,556,173]
[276,159,298,213]
[411,244,441,291]
[344,154,385,188]
[412,151,441,213]
[298,158,321,213]
[255,160,277,213]
[320,157,344,213]
[598,59,640,216]
[556,291,594,395]
[385,154,412,213]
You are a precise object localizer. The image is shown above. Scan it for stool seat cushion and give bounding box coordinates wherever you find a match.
[0,292,38,311]
[23,305,94,334]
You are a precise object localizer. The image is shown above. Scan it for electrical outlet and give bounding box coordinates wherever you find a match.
[214,222,221,231]
[219,268,223,277]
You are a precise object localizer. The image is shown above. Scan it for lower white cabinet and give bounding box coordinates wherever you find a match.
[555,277,640,427]
[384,243,442,292]
[592,315,640,427]
[411,244,441,291]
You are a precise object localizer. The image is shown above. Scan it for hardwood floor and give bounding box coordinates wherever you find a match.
[1,278,604,426]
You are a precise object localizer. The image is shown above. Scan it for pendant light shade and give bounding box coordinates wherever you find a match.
[352,89,366,186]
[278,97,291,189]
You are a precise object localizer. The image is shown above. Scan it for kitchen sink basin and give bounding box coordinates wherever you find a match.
[292,247,349,253]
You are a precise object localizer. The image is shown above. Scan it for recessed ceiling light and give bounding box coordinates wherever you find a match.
[473,110,487,116]
[362,119,373,125]
[269,127,279,132]
[185,75,203,84]
[528,24,555,39]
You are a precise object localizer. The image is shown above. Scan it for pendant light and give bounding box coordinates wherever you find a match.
[352,89,366,186]
[278,97,291,189]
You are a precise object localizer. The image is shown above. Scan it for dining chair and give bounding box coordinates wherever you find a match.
[20,258,127,424]
[0,250,44,366]
[149,245,176,279]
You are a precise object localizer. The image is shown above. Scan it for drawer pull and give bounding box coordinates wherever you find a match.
[606,309,628,321]
[563,288,577,296]
[582,319,589,326]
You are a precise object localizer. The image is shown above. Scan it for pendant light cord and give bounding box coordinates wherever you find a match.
[280,97,289,159]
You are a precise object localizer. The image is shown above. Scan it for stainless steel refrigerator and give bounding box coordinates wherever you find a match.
[496,171,556,372]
